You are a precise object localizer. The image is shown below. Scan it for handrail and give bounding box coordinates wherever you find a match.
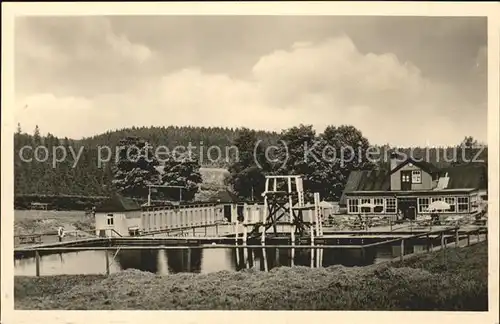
[110,228,123,237]
[15,229,97,238]
[362,227,459,249]
[17,226,479,253]
[18,224,487,277]
[16,244,365,253]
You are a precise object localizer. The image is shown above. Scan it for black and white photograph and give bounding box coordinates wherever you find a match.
[1,1,499,322]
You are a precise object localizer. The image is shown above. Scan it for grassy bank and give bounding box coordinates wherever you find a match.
[14,210,95,236]
[15,242,488,310]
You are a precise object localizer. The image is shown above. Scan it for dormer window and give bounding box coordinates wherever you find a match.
[412,170,422,184]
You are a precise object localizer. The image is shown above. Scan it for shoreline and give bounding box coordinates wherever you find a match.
[14,241,488,310]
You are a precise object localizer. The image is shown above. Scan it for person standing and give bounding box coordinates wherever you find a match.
[57,226,65,242]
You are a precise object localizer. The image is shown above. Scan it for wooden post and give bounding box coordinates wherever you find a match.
[310,225,315,268]
[235,242,240,267]
[187,247,192,272]
[315,246,320,268]
[455,227,459,248]
[274,247,279,267]
[400,239,404,262]
[193,227,196,237]
[426,234,430,252]
[35,251,41,277]
[243,204,249,268]
[105,251,110,275]
[246,248,252,268]
[467,233,471,246]
[289,178,296,267]
[215,223,219,236]
[261,225,268,272]
[477,230,480,243]
[319,247,323,268]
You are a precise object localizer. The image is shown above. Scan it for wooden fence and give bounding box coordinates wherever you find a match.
[18,225,487,277]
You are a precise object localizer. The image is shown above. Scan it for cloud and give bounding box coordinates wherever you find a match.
[17,17,152,65]
[15,34,486,147]
[15,17,154,97]
[15,94,94,138]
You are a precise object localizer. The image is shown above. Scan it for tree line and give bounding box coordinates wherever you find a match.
[227,126,487,203]
[14,123,487,207]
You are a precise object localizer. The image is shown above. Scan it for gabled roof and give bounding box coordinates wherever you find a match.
[390,158,440,175]
[208,189,238,203]
[339,169,391,205]
[340,162,487,205]
[95,193,141,213]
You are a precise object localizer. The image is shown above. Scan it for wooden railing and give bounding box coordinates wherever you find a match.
[17,225,487,277]
[14,228,123,246]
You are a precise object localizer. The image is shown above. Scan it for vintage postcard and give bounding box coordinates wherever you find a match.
[1,2,499,324]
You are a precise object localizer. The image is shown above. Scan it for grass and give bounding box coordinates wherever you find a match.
[14,168,228,236]
[199,167,229,185]
[14,241,488,310]
[14,210,95,247]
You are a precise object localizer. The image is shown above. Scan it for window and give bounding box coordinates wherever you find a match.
[106,213,114,226]
[360,198,371,213]
[373,198,384,213]
[386,198,397,213]
[431,197,443,202]
[237,205,244,222]
[418,198,430,213]
[347,198,359,214]
[223,205,231,221]
[402,174,411,182]
[458,197,469,213]
[444,197,456,212]
[412,170,422,183]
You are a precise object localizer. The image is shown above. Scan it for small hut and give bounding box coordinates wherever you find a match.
[94,193,142,237]
[208,189,239,222]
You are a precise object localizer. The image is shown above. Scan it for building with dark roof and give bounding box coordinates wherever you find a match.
[95,193,142,213]
[208,189,238,204]
[341,155,487,220]
[94,193,142,237]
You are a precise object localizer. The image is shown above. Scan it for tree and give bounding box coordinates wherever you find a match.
[228,128,270,201]
[159,155,203,202]
[319,125,375,200]
[33,125,41,145]
[230,165,266,201]
[454,136,482,165]
[272,124,329,200]
[111,137,161,198]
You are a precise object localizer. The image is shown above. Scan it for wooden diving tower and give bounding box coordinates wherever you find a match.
[241,175,324,268]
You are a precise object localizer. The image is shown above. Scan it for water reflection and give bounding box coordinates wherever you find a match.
[15,244,429,277]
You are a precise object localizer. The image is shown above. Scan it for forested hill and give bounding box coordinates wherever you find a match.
[14,124,487,198]
[14,125,277,196]
[81,125,280,157]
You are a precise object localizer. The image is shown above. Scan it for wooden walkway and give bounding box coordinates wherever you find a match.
[14,218,486,254]
[15,224,486,256]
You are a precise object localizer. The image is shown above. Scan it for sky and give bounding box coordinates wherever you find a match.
[14,16,487,146]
